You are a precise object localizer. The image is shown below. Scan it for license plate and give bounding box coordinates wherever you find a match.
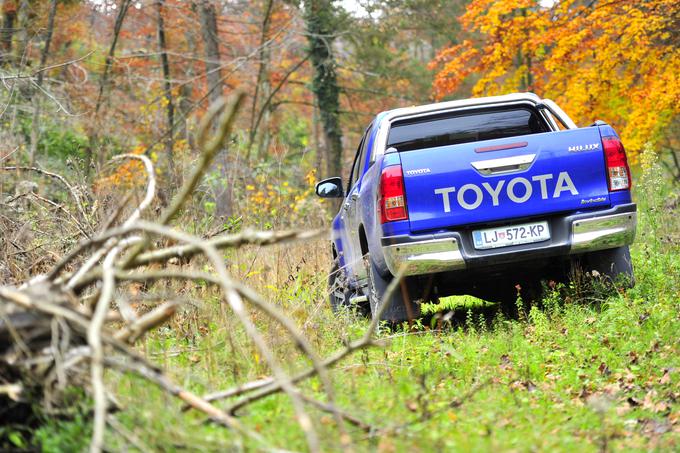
[472,221,550,250]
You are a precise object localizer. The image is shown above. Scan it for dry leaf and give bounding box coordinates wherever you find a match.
[660,369,671,385]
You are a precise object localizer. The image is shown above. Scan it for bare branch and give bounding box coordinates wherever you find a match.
[117,91,246,271]
[116,220,321,452]
[0,51,95,81]
[132,228,324,266]
[111,267,348,438]
[221,267,406,414]
[2,166,90,232]
[66,154,155,290]
[87,244,119,453]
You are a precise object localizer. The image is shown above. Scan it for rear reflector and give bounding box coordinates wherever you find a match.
[380,165,408,223]
[602,136,631,191]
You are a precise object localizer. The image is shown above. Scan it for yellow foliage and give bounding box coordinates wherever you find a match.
[95,145,148,190]
[429,0,680,161]
[242,169,320,225]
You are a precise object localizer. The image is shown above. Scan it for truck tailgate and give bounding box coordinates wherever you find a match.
[400,128,610,232]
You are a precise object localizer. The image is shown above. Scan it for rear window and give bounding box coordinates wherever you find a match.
[387,108,550,152]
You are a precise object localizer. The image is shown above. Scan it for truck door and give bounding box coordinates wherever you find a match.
[344,130,370,284]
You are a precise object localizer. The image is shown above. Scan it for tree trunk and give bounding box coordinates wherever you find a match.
[304,0,343,179]
[86,0,132,175]
[178,29,196,142]
[28,0,57,166]
[155,0,176,195]
[247,0,274,161]
[13,0,29,67]
[197,0,223,104]
[0,1,17,66]
[196,0,231,218]
[313,97,323,177]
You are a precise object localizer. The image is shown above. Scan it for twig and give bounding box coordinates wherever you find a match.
[0,383,23,400]
[67,154,155,290]
[102,356,264,445]
[220,267,406,415]
[118,91,246,270]
[113,301,177,343]
[66,226,324,292]
[372,378,493,438]
[111,267,348,440]
[88,244,125,453]
[298,392,372,433]
[0,286,152,364]
[161,92,245,226]
[117,220,321,452]
[132,228,324,266]
[2,165,90,232]
[0,51,95,81]
[28,192,90,238]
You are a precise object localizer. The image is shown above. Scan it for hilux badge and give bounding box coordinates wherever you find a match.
[568,143,599,152]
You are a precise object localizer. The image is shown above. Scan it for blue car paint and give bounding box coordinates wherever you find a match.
[331,118,383,274]
[330,114,632,285]
[400,127,611,232]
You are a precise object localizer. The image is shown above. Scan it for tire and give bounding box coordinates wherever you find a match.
[328,260,369,316]
[328,260,349,312]
[580,246,635,288]
[365,253,421,323]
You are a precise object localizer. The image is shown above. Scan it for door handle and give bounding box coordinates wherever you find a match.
[343,202,350,211]
[471,153,536,175]
[351,193,359,201]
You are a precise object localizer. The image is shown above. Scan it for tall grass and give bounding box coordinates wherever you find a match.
[21,147,680,451]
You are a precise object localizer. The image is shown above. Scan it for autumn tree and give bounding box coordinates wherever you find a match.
[429,0,680,162]
[304,0,344,179]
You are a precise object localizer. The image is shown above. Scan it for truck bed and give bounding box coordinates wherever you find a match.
[395,117,610,233]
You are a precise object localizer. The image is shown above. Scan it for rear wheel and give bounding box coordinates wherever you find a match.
[578,246,635,287]
[328,260,350,312]
[365,254,420,323]
[328,260,369,315]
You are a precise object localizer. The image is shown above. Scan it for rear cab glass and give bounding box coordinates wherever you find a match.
[387,107,551,152]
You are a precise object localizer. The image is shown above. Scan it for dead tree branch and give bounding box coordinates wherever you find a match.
[0,93,383,452]
[2,166,91,232]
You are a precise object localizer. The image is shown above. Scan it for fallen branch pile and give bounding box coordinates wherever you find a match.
[0,93,403,452]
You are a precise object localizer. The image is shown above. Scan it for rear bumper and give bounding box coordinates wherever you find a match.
[381,203,637,277]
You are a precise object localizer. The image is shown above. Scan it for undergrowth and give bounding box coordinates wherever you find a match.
[30,150,680,452]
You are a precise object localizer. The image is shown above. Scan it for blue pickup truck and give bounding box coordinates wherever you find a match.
[315,93,636,321]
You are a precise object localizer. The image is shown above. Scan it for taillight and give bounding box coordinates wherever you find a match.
[379,165,408,223]
[602,136,631,191]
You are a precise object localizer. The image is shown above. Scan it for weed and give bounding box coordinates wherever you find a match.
[27,156,680,451]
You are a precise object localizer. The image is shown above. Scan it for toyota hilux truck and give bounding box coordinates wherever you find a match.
[315,93,636,321]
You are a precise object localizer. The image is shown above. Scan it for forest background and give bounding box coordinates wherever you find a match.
[0,0,678,451]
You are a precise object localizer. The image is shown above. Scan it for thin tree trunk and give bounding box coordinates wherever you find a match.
[249,55,308,149]
[196,0,231,218]
[521,8,532,91]
[313,97,323,177]
[86,0,132,175]
[197,0,223,104]
[178,29,195,142]
[246,0,274,161]
[255,76,271,160]
[13,0,29,67]
[304,0,343,179]
[0,1,17,66]
[28,0,57,166]
[156,0,176,194]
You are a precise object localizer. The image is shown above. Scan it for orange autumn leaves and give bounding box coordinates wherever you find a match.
[429,0,680,161]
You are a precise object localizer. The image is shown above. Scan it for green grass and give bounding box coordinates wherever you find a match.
[36,158,679,452]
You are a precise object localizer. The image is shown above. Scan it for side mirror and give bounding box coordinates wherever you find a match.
[315,177,344,198]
